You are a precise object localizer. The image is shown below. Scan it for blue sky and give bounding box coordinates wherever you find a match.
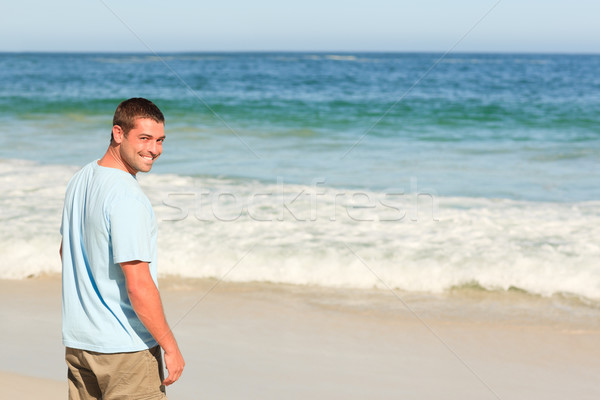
[1,0,598,53]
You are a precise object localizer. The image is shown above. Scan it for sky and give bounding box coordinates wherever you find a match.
[1,0,599,53]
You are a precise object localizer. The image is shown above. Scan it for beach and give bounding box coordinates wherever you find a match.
[2,52,600,399]
[3,276,600,399]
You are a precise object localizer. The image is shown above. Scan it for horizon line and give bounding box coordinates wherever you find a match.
[1,49,599,56]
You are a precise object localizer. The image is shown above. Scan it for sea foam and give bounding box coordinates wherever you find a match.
[2,159,599,301]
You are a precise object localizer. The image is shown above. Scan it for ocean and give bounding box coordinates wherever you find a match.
[1,52,599,304]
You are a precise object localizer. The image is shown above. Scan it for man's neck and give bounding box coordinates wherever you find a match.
[98,145,136,175]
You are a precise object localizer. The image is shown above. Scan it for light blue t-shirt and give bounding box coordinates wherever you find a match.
[60,160,159,353]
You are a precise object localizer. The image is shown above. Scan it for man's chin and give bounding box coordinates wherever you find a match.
[137,159,156,173]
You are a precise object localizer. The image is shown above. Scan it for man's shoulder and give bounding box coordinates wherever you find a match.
[67,160,96,181]
[107,176,150,207]
[101,171,151,210]
[65,160,98,197]
[67,161,149,204]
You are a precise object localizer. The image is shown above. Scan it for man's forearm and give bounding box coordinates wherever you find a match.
[126,273,178,352]
[121,260,185,385]
[122,262,178,351]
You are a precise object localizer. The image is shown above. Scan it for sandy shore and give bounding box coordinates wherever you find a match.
[2,276,600,399]
[0,371,65,399]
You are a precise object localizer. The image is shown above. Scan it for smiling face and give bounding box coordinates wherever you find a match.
[112,117,165,175]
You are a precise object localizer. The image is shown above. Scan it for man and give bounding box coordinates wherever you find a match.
[59,98,184,399]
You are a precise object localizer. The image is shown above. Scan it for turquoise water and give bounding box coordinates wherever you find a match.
[1,52,599,201]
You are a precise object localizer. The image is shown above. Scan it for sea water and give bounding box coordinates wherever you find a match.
[1,52,599,304]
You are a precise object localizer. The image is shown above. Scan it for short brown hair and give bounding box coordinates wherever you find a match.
[111,98,165,143]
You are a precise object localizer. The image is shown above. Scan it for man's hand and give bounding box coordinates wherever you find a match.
[163,347,185,385]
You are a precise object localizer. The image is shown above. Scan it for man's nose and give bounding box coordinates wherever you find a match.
[148,141,158,155]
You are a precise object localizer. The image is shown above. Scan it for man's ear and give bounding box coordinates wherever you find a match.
[112,125,124,144]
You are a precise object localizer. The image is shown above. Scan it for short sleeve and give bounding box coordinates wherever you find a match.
[110,198,153,264]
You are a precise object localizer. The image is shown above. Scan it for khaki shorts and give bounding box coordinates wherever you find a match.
[66,346,167,400]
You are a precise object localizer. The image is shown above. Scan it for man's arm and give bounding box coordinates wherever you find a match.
[121,260,185,386]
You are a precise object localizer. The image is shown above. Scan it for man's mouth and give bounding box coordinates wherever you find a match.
[140,155,154,161]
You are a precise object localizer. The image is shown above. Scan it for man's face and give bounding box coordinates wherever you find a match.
[115,118,165,175]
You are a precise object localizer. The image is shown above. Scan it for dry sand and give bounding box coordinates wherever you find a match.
[2,277,600,399]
